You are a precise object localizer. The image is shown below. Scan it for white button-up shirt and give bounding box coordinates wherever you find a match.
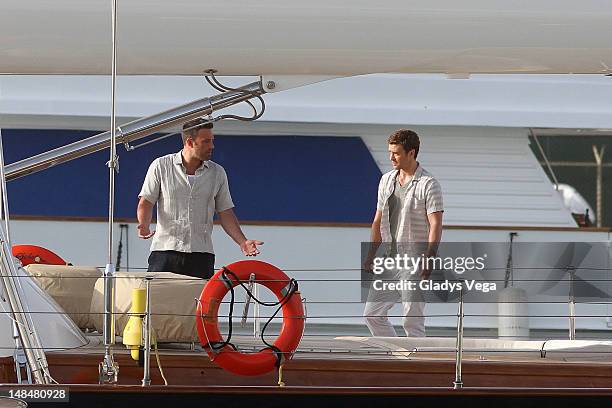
[377,164,444,244]
[139,151,234,254]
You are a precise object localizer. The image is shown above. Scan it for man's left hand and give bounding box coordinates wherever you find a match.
[240,240,264,256]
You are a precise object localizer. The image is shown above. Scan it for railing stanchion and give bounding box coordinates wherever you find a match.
[453,285,464,390]
[254,280,261,338]
[142,277,153,386]
[568,267,576,340]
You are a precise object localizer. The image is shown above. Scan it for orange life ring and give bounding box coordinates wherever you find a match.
[196,260,305,376]
[12,245,66,266]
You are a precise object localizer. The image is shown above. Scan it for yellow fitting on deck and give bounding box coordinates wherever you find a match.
[122,288,146,360]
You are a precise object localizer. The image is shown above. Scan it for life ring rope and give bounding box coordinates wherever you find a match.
[196,295,237,359]
[195,296,238,360]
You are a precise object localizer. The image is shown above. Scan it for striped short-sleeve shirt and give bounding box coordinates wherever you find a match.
[377,164,444,244]
[139,151,234,254]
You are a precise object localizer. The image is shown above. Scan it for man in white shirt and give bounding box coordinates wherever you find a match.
[137,118,263,279]
[363,129,444,337]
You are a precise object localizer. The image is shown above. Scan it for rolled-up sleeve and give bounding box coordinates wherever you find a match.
[139,159,160,204]
[215,168,234,212]
[425,179,444,214]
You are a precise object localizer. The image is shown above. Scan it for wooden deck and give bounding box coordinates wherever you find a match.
[3,335,612,391]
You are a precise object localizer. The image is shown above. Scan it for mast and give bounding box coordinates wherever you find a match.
[98,0,120,383]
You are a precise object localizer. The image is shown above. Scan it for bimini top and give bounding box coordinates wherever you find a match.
[1,0,612,75]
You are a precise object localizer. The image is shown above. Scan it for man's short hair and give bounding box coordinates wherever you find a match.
[388,129,420,158]
[182,118,214,144]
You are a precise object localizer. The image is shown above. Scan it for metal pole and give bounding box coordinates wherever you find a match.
[254,282,261,338]
[0,130,11,241]
[537,160,612,168]
[592,145,606,228]
[125,224,130,271]
[142,277,152,386]
[0,129,50,384]
[568,267,576,340]
[530,129,560,190]
[453,286,464,389]
[12,320,32,384]
[108,0,119,272]
[503,232,517,288]
[4,82,263,182]
[0,226,50,384]
[100,0,119,383]
[241,273,255,326]
[0,129,27,383]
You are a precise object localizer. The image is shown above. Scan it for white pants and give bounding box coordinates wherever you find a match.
[363,284,426,337]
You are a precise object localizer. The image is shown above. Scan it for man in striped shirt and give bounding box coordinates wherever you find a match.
[363,129,444,337]
[137,119,263,279]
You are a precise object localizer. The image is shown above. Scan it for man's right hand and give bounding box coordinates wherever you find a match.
[138,224,155,239]
[363,256,375,274]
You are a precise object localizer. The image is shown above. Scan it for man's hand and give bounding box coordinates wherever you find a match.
[138,224,155,239]
[363,256,375,274]
[420,267,432,280]
[240,239,264,256]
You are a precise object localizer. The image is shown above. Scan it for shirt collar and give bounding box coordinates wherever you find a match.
[393,162,423,184]
[413,162,423,181]
[173,151,182,165]
[173,151,209,170]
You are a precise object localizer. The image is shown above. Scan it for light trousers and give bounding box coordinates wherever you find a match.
[363,284,426,337]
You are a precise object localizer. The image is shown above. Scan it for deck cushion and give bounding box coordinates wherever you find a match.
[25,264,101,330]
[90,272,206,343]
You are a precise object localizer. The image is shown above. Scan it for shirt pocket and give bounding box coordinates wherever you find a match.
[412,197,426,212]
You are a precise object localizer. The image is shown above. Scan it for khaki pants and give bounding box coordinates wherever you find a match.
[363,272,425,337]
